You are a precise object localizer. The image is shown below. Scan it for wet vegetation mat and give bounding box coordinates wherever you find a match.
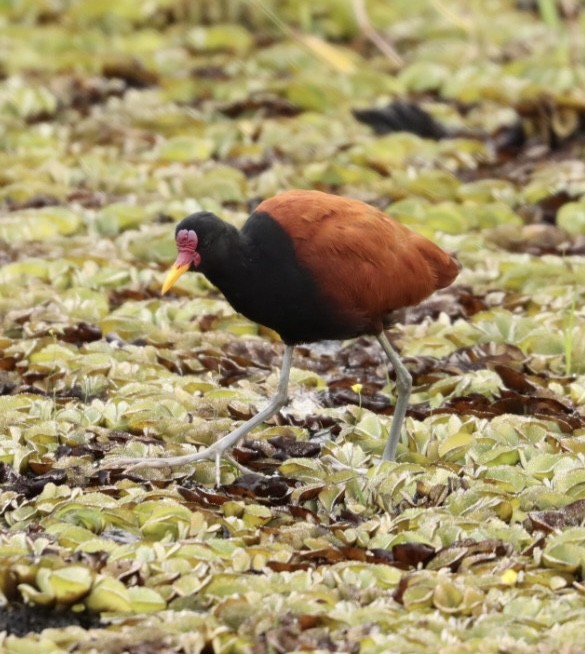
[1,0,585,652]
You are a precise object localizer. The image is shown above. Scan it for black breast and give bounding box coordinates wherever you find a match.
[203,212,363,344]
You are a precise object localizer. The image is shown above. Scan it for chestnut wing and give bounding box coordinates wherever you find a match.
[256,190,458,330]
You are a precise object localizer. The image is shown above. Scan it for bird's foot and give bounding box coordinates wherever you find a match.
[102,352,293,487]
[102,442,251,486]
[320,454,368,475]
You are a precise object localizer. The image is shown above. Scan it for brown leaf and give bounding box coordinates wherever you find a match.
[431,390,584,431]
[224,473,291,503]
[267,435,321,460]
[528,499,585,532]
[219,94,300,119]
[494,364,536,394]
[61,322,102,344]
[393,574,411,605]
[324,386,390,411]
[102,58,159,88]
[109,288,160,309]
[2,465,67,499]
[390,543,436,568]
[265,560,312,573]
[223,339,279,368]
[178,485,231,507]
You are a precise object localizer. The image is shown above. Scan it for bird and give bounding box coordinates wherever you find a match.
[112,190,459,479]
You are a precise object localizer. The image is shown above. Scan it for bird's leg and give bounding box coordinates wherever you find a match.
[377,331,412,460]
[105,346,294,484]
[204,344,293,482]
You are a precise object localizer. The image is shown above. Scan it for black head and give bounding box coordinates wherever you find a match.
[162,211,236,294]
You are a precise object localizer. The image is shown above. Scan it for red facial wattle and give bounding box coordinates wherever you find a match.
[161,229,201,294]
[176,229,201,268]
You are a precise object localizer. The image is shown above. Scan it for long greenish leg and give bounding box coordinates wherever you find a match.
[107,346,295,486]
[377,332,412,460]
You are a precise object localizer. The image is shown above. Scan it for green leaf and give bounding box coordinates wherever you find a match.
[95,203,146,236]
[86,577,133,612]
[186,24,253,55]
[127,586,167,612]
[557,202,585,235]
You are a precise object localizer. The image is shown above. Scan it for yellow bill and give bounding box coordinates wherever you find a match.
[162,263,190,294]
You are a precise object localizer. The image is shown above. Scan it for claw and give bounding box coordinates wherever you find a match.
[102,442,257,486]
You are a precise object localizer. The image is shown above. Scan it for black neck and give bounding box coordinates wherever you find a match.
[191,211,353,344]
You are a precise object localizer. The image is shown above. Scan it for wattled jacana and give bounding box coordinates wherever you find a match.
[114,190,459,477]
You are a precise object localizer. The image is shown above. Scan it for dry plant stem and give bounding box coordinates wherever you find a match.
[560,0,585,76]
[352,0,404,68]
[108,346,294,485]
[428,0,473,32]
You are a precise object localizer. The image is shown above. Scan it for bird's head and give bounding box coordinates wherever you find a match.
[161,213,212,294]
